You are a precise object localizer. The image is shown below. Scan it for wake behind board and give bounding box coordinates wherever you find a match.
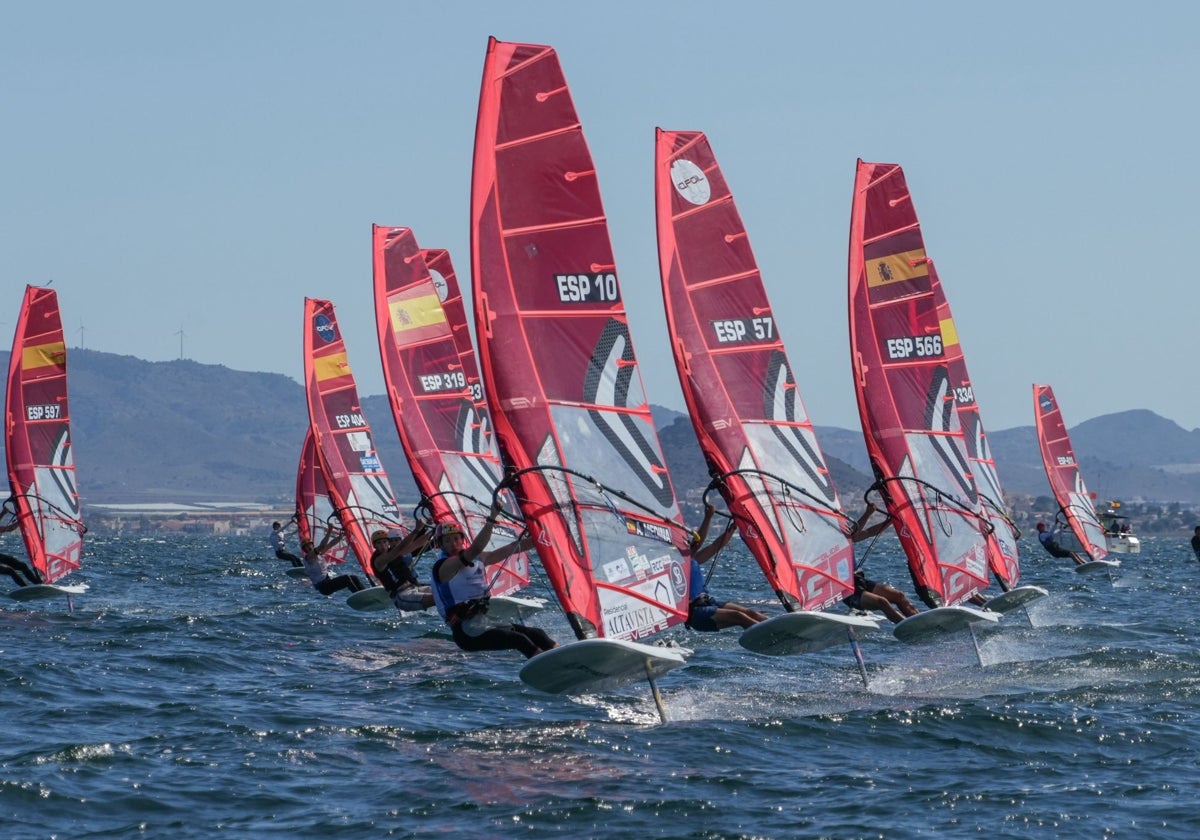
[893,604,1001,642]
[9,583,89,602]
[1076,559,1120,575]
[519,638,690,695]
[346,586,393,612]
[981,585,1049,614]
[487,595,548,622]
[738,611,881,656]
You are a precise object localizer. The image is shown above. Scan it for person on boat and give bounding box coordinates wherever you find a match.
[369,524,435,612]
[269,519,304,568]
[842,503,920,623]
[431,503,555,659]
[0,518,42,588]
[1035,522,1085,565]
[684,503,768,632]
[300,525,367,596]
[1191,526,1200,562]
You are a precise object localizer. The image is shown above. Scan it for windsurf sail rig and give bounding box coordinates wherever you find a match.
[848,160,991,608]
[4,285,84,584]
[303,297,402,578]
[928,254,1022,590]
[470,38,691,642]
[295,428,350,567]
[1033,384,1108,561]
[654,128,855,612]
[372,225,530,597]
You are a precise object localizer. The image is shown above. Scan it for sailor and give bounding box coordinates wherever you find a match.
[0,517,42,588]
[1191,526,1200,562]
[269,519,304,568]
[300,524,367,595]
[842,502,920,623]
[369,524,434,612]
[684,503,768,632]
[1035,522,1086,566]
[430,502,554,659]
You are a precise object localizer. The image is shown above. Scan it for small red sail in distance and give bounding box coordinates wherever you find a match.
[4,285,84,583]
[848,160,991,608]
[295,427,350,567]
[1033,384,1108,561]
[470,38,691,642]
[302,297,401,578]
[372,226,530,597]
[655,128,855,612]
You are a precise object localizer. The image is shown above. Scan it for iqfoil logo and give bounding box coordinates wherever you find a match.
[314,314,337,344]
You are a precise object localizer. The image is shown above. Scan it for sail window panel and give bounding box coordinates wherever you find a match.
[548,404,679,521]
[495,132,603,231]
[494,47,576,146]
[711,351,792,420]
[741,422,840,509]
[519,316,646,407]
[672,202,759,287]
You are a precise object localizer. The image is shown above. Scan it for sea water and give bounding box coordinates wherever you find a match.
[2,534,1199,838]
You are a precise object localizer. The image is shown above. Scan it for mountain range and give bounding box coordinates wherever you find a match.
[3,350,1199,507]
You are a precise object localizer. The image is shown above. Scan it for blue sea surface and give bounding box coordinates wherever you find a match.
[2,534,1198,838]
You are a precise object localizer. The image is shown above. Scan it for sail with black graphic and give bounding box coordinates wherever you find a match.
[372,226,535,605]
[1033,383,1114,572]
[4,284,88,603]
[848,160,998,640]
[471,38,690,701]
[927,248,1046,613]
[655,128,877,655]
[302,297,402,595]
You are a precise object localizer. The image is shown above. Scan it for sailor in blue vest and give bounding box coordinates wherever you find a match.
[1035,521,1085,565]
[369,524,434,612]
[431,507,555,659]
[685,503,768,632]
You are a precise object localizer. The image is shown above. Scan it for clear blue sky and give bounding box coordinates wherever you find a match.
[3,1,1196,432]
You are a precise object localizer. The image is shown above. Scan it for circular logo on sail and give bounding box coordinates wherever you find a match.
[430,269,449,302]
[669,559,687,599]
[314,314,337,344]
[670,158,710,206]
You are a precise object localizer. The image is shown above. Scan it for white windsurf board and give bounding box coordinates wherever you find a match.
[1075,559,1120,575]
[738,611,881,656]
[9,583,89,602]
[893,604,1000,642]
[346,586,392,612]
[519,637,690,695]
[981,585,1049,614]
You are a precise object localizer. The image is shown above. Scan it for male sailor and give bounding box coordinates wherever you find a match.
[1035,522,1086,566]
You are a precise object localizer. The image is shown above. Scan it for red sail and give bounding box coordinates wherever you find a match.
[928,263,1022,589]
[4,285,83,583]
[295,428,349,567]
[848,160,990,607]
[655,128,854,611]
[303,297,401,578]
[372,226,529,597]
[471,38,690,641]
[1033,384,1108,560]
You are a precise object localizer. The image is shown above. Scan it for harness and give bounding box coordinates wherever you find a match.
[444,597,490,627]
